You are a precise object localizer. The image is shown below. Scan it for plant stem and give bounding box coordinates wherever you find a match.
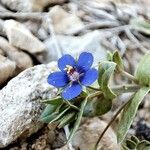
[87,86,100,91]
[64,101,80,111]
[64,125,75,150]
[111,84,140,94]
[94,98,131,150]
[121,70,138,83]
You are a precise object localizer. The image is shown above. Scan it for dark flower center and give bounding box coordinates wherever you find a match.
[65,65,81,82]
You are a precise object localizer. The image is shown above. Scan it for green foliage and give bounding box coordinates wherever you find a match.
[122,136,150,150]
[42,96,63,105]
[98,61,117,99]
[40,51,150,148]
[112,51,124,72]
[117,87,150,143]
[68,97,88,142]
[135,52,150,86]
[83,95,112,117]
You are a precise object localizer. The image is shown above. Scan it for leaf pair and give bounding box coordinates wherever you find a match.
[40,97,76,128]
[40,96,88,142]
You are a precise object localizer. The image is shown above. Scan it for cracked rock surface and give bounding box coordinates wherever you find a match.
[0,62,57,148]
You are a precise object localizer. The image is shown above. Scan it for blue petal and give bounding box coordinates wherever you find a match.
[58,54,76,71]
[80,68,98,86]
[77,52,93,71]
[47,71,69,87]
[62,83,82,100]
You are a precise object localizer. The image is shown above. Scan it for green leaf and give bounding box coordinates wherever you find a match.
[112,51,124,71]
[68,97,88,142]
[48,106,70,124]
[40,104,58,123]
[135,52,150,86]
[98,61,117,99]
[137,140,150,150]
[83,95,112,117]
[117,87,150,143]
[41,96,63,105]
[94,96,112,116]
[106,51,113,61]
[126,139,136,149]
[130,136,140,145]
[58,112,76,128]
[130,18,150,35]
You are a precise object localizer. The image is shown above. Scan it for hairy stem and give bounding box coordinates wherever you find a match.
[94,98,131,150]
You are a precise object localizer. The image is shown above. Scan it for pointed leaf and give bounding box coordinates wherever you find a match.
[112,51,124,71]
[42,97,63,105]
[49,107,70,124]
[135,52,150,86]
[40,104,58,123]
[68,97,88,142]
[117,87,150,143]
[58,112,76,128]
[98,61,117,99]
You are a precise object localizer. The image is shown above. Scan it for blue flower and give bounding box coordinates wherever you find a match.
[47,52,98,100]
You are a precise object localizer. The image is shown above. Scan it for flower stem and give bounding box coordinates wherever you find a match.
[87,86,100,91]
[64,100,80,111]
[94,98,131,150]
[121,70,138,83]
[111,84,140,95]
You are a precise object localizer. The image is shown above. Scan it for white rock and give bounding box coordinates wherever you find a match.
[0,0,66,12]
[0,62,58,148]
[44,30,107,64]
[4,20,45,54]
[49,5,84,34]
[72,118,120,150]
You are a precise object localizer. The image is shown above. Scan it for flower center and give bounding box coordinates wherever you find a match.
[65,65,80,82]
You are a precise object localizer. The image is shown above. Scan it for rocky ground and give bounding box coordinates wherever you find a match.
[0,0,149,150]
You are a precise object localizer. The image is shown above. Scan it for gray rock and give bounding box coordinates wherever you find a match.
[0,0,66,12]
[0,62,58,148]
[72,118,120,150]
[44,31,107,64]
[4,20,45,54]
[49,5,84,34]
[0,55,16,84]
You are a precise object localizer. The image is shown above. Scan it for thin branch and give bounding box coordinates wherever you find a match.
[94,98,131,150]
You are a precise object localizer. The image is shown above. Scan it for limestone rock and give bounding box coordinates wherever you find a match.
[0,62,58,148]
[44,30,107,64]
[49,5,84,34]
[0,55,16,84]
[0,0,66,12]
[4,20,45,54]
[0,37,33,73]
[72,118,120,150]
